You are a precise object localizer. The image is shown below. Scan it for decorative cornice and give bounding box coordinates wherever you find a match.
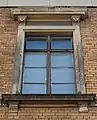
[11,7,88,13]
[11,7,88,22]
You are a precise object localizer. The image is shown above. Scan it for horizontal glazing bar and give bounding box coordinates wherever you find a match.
[25,50,73,53]
[51,83,75,84]
[26,37,47,40]
[51,67,74,69]
[25,50,47,52]
[24,67,73,69]
[25,67,47,69]
[23,83,46,84]
[50,50,73,52]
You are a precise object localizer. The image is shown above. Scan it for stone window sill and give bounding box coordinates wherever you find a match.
[0,94,95,113]
[1,94,95,106]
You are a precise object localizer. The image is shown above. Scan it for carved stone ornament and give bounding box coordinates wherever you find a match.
[18,15,27,22]
[71,15,81,22]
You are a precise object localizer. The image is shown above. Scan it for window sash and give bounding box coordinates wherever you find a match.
[22,36,75,94]
[25,36,73,50]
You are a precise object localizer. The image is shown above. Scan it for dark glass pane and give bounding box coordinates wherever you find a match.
[51,37,72,49]
[26,40,47,49]
[22,84,46,94]
[51,54,73,67]
[23,68,46,83]
[51,84,76,94]
[24,53,46,67]
[51,68,74,83]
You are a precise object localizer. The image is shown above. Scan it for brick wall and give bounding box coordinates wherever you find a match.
[0,8,97,120]
[81,8,97,94]
[0,107,97,120]
[0,8,18,94]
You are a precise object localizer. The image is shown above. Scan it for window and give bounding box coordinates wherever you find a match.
[22,35,76,94]
[12,9,86,95]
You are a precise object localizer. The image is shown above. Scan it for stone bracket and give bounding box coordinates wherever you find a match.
[79,106,88,113]
[78,102,89,113]
[8,101,19,113]
[90,96,97,107]
[71,15,81,22]
[18,15,27,23]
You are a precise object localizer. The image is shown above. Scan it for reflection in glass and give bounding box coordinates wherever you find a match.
[23,68,46,83]
[51,38,72,49]
[51,68,74,83]
[51,54,73,67]
[51,84,76,94]
[26,40,47,49]
[22,84,46,94]
[24,54,46,67]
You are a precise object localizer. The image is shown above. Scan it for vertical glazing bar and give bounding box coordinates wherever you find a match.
[46,35,51,94]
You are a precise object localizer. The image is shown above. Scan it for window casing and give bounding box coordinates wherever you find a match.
[22,35,76,94]
[12,18,86,95]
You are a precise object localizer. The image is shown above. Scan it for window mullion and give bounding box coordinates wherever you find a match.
[46,35,51,94]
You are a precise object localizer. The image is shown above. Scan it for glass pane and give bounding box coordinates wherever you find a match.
[24,53,46,67]
[22,84,46,94]
[51,54,73,67]
[51,68,74,83]
[51,84,76,94]
[26,40,47,49]
[51,37,72,49]
[23,68,46,83]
